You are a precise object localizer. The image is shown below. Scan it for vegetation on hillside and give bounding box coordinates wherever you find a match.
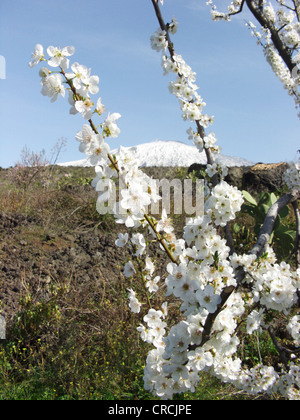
[0,161,295,400]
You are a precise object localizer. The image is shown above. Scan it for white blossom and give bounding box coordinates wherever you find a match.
[124,261,136,278]
[115,232,129,248]
[127,288,142,313]
[41,73,65,102]
[150,29,168,52]
[75,97,94,120]
[102,113,121,138]
[47,45,75,70]
[196,284,221,313]
[29,44,44,68]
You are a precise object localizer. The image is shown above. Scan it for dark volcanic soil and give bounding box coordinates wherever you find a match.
[0,211,130,323]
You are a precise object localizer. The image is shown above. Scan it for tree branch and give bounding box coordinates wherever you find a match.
[212,0,246,19]
[150,0,217,172]
[267,325,300,368]
[151,0,175,58]
[150,1,300,372]
[292,0,300,22]
[245,0,295,72]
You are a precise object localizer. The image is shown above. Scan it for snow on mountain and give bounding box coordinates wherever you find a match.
[59,140,254,168]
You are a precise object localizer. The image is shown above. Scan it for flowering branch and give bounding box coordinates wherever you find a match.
[207,0,300,117]
[151,0,217,170]
[246,0,294,71]
[29,0,300,400]
[151,0,175,58]
[59,59,178,266]
[147,0,300,399]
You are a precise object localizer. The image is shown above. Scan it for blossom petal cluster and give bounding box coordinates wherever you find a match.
[29,44,104,122]
[127,288,142,313]
[205,181,244,227]
[29,44,45,68]
[47,46,75,70]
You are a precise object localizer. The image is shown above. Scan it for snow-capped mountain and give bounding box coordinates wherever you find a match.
[59,140,254,168]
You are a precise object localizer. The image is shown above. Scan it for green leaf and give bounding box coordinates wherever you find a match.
[241,203,256,216]
[279,205,289,219]
[274,232,295,252]
[233,223,241,234]
[242,190,257,206]
[270,193,278,205]
[274,216,281,232]
[258,203,271,219]
[275,225,295,236]
[259,192,271,205]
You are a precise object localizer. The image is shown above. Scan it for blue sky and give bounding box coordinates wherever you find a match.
[0,0,299,168]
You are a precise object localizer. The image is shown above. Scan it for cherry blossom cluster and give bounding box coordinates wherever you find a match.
[140,233,300,399]
[140,240,300,399]
[207,0,300,117]
[151,27,215,142]
[244,256,300,314]
[30,2,300,400]
[205,181,244,227]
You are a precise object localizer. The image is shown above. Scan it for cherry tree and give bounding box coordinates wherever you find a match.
[29,0,300,400]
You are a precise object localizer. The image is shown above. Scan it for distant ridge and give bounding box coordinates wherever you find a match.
[58,140,254,168]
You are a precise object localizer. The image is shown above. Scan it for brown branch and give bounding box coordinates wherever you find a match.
[197,269,245,348]
[144,213,178,264]
[292,0,300,22]
[232,0,246,15]
[225,223,236,254]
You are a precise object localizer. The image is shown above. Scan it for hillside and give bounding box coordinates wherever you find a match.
[0,163,289,400]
